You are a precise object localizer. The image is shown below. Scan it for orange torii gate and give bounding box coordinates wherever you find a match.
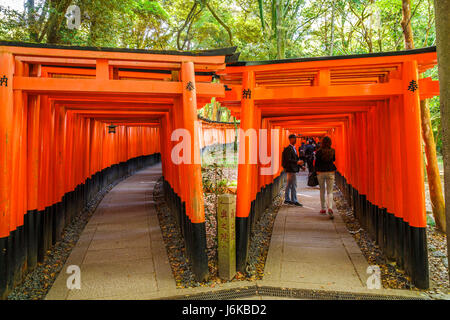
[0,42,442,296]
[217,47,440,289]
[0,42,238,298]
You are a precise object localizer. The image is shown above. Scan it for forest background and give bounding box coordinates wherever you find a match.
[0,0,442,152]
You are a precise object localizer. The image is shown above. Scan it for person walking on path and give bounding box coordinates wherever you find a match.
[304,139,316,173]
[281,134,305,206]
[315,136,336,219]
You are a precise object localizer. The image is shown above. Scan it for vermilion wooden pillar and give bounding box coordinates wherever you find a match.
[366,107,376,239]
[350,114,359,216]
[181,61,208,281]
[402,60,429,289]
[0,51,14,299]
[341,123,348,178]
[166,113,175,193]
[55,106,66,236]
[374,102,384,247]
[388,96,405,268]
[10,61,27,285]
[274,125,283,180]
[172,98,185,204]
[25,94,40,272]
[253,107,261,200]
[236,70,256,272]
[354,113,364,224]
[9,82,21,240]
[159,115,169,183]
[360,113,368,212]
[381,99,396,260]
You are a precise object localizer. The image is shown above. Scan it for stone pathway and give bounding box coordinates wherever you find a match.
[46,166,422,300]
[261,171,374,292]
[46,164,176,300]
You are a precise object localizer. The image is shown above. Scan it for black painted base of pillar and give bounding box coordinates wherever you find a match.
[191,223,208,282]
[236,172,285,274]
[236,216,250,273]
[0,237,7,299]
[335,171,429,289]
[411,226,429,289]
[162,180,209,282]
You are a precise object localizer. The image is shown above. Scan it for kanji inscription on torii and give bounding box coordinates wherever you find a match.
[0,75,8,87]
[186,81,195,91]
[242,88,252,99]
[407,80,418,92]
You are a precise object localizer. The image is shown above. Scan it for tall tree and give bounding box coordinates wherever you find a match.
[176,0,233,50]
[45,0,73,43]
[329,0,335,55]
[434,0,450,283]
[402,0,446,232]
[401,0,414,49]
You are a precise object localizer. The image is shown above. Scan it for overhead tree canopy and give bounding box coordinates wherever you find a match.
[0,0,437,58]
[0,0,442,150]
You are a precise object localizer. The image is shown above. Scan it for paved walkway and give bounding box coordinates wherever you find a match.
[261,171,372,292]
[47,166,422,299]
[46,164,177,300]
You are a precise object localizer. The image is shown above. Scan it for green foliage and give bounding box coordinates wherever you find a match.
[0,0,442,152]
[424,66,442,154]
[427,214,435,227]
[0,0,438,57]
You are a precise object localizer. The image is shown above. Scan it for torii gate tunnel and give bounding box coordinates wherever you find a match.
[0,42,440,297]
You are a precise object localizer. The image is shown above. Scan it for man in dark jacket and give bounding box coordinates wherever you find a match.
[281,134,304,206]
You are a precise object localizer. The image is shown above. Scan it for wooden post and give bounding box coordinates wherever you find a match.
[236,70,256,273]
[402,60,429,289]
[218,194,236,280]
[0,51,14,299]
[181,61,208,281]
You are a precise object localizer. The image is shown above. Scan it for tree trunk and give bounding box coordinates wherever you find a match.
[25,0,38,41]
[434,0,450,284]
[402,0,446,231]
[211,98,218,121]
[275,0,284,59]
[205,2,233,46]
[46,0,73,44]
[217,108,222,122]
[421,99,446,232]
[401,0,414,50]
[329,1,335,56]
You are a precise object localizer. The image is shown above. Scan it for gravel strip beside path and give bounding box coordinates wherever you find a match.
[8,175,130,300]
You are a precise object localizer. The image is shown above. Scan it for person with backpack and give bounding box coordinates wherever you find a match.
[281,134,305,206]
[315,136,337,219]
